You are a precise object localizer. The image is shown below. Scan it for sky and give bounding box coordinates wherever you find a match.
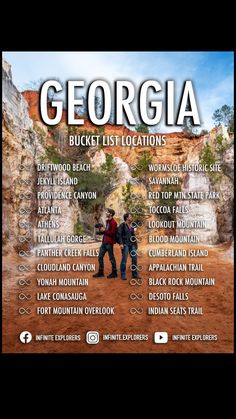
[3,51,234,133]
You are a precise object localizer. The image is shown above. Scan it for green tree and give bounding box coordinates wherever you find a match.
[132,151,153,178]
[101,153,116,174]
[200,142,221,183]
[122,182,145,222]
[100,153,118,194]
[212,105,234,130]
[68,126,77,135]
[159,183,181,222]
[42,146,115,212]
[135,123,149,133]
[200,143,216,167]
[74,220,84,235]
[101,153,117,182]
[73,171,110,210]
[229,114,234,132]
[215,134,228,157]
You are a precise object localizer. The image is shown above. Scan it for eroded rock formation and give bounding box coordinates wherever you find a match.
[2,59,79,252]
[3,58,234,249]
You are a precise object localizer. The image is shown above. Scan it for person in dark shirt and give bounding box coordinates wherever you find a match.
[93,208,118,279]
[117,212,140,280]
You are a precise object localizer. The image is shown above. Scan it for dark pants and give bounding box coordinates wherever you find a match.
[98,243,117,272]
[120,244,137,279]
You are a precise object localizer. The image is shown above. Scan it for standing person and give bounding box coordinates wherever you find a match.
[117,213,140,280]
[93,208,118,279]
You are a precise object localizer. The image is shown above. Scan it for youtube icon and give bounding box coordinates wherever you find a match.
[154,332,168,343]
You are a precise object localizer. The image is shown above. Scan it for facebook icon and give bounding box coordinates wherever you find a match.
[19,331,32,344]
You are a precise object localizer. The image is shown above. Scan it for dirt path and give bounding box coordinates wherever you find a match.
[2,242,234,353]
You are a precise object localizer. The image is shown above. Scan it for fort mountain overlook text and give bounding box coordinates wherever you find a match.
[40,80,200,126]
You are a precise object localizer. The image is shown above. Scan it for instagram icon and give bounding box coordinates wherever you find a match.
[86,331,100,344]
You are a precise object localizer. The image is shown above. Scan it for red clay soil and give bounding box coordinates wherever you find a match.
[2,242,234,353]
